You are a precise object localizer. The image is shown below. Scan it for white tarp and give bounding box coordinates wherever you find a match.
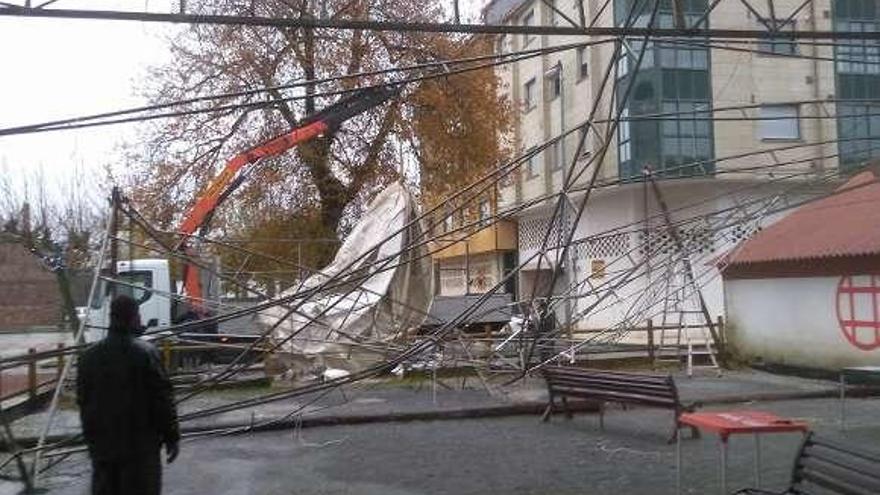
[258,182,432,372]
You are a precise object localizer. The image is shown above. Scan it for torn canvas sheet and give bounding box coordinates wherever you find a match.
[258,182,432,373]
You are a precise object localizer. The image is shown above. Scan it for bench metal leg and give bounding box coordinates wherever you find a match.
[668,418,700,444]
[541,394,554,422]
[562,397,573,419]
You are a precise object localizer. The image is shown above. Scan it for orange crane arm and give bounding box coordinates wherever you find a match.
[178,121,328,237]
[176,85,400,315]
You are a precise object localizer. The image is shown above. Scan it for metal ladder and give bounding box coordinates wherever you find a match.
[656,262,720,375]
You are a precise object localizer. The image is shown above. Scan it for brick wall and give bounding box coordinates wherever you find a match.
[0,241,63,330]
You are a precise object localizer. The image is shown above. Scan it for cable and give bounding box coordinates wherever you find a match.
[0,39,608,136]
[4,6,880,40]
[0,40,603,137]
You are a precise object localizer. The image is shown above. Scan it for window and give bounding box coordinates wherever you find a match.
[576,46,588,80]
[545,66,562,101]
[478,200,491,225]
[551,139,565,170]
[616,51,629,78]
[661,101,714,175]
[835,1,880,167]
[838,102,880,166]
[759,105,800,140]
[757,18,798,55]
[525,147,539,178]
[524,77,537,111]
[443,212,454,232]
[618,107,632,164]
[658,44,708,69]
[522,10,535,46]
[836,20,880,75]
[115,271,153,305]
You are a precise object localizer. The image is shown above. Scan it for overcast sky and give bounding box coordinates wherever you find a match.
[0,1,176,203]
[0,0,484,206]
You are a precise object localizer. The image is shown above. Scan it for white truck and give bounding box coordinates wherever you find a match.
[85,258,211,343]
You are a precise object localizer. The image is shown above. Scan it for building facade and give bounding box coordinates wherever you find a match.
[0,236,65,331]
[483,0,877,331]
[723,170,880,370]
[430,191,518,298]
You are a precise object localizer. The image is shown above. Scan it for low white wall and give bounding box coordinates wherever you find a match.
[726,276,880,370]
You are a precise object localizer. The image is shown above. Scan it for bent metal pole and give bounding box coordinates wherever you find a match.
[30,201,113,486]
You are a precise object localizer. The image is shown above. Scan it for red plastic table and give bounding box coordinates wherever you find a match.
[676,411,810,495]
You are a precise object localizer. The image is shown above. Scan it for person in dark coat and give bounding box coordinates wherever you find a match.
[77,295,180,495]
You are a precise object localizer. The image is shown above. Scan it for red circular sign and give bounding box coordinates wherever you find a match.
[836,275,880,351]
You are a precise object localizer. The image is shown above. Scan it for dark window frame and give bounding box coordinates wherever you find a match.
[525,146,540,179]
[576,46,589,80]
[756,17,799,56]
[524,77,537,111]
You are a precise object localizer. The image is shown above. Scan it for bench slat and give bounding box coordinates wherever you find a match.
[548,381,676,400]
[798,467,880,495]
[799,457,880,491]
[810,437,880,464]
[543,367,670,383]
[547,376,675,394]
[550,386,677,408]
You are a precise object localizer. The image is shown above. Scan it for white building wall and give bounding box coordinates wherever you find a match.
[726,275,880,370]
[487,0,848,336]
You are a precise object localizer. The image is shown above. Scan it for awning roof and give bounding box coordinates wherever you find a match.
[725,169,880,268]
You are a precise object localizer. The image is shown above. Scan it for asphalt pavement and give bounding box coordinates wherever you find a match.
[14,369,879,495]
[33,397,880,495]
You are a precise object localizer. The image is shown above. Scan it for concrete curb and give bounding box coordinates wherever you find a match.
[4,387,876,452]
[0,401,598,451]
[189,400,599,436]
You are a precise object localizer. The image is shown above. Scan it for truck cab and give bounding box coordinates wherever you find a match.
[85,259,173,343]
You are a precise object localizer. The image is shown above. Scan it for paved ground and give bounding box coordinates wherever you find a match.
[0,369,874,495]
[30,396,880,495]
[7,368,840,439]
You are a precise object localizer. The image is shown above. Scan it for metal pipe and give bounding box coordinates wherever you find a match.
[30,205,113,486]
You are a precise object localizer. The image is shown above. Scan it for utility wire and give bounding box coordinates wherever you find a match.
[3,6,880,40]
[0,40,603,137]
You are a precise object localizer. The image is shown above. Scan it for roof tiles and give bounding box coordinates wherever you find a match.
[726,170,880,266]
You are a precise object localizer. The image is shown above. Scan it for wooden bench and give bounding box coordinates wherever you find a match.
[540,366,699,442]
[735,432,880,495]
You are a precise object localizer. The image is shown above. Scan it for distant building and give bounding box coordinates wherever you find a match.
[0,235,65,331]
[723,169,880,370]
[482,0,873,330]
[425,190,518,330]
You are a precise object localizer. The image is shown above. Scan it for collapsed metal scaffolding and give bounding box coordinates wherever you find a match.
[2,0,880,489]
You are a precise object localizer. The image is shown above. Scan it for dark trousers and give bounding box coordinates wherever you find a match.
[91,451,161,495]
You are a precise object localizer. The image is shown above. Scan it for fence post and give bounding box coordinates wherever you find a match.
[162,340,173,372]
[646,319,655,369]
[28,348,37,401]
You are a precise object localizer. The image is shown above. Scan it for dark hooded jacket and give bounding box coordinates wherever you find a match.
[76,326,180,461]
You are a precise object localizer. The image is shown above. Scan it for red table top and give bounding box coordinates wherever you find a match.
[679,411,809,439]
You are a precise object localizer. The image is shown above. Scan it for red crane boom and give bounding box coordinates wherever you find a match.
[175,85,400,315]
